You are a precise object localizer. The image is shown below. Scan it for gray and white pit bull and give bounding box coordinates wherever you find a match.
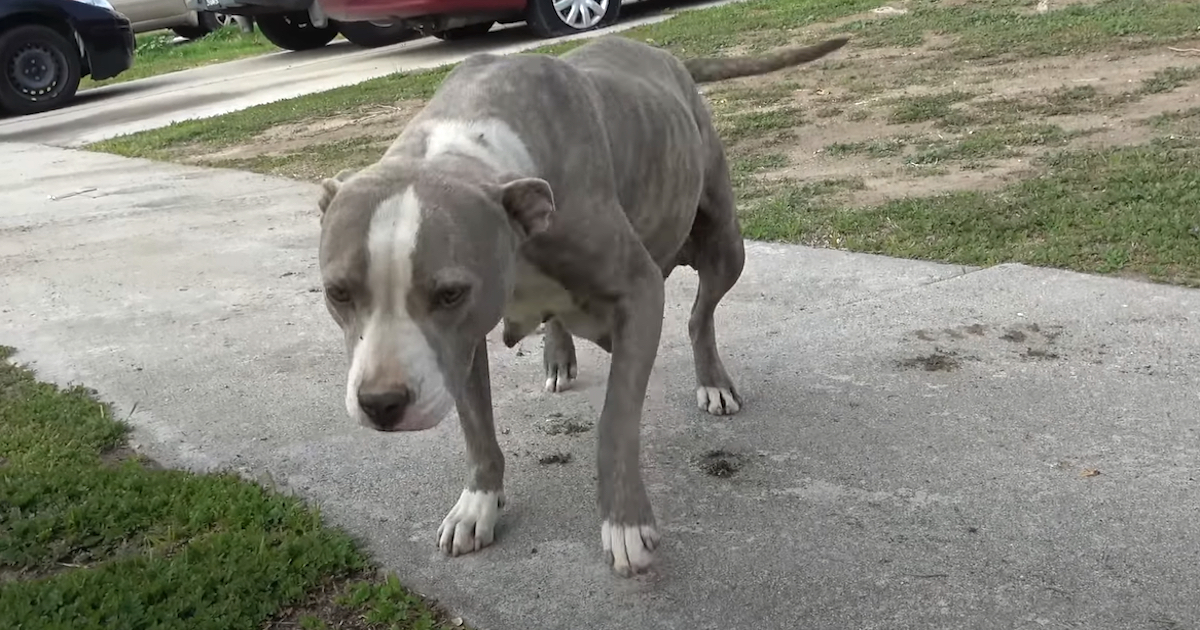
[316,34,848,577]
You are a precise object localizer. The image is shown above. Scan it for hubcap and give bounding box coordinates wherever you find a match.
[7,43,62,101]
[552,0,609,30]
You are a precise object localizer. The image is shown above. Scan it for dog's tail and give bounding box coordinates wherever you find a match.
[683,37,850,84]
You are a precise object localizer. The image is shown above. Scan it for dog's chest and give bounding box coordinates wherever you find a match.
[502,260,610,346]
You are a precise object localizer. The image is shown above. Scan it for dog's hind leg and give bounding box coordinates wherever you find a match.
[543,317,577,392]
[688,153,746,416]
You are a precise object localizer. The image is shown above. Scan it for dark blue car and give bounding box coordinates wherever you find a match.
[0,0,135,116]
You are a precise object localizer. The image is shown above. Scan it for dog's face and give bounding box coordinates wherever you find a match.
[317,159,554,432]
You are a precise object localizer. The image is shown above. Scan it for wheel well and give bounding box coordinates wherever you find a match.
[0,12,88,75]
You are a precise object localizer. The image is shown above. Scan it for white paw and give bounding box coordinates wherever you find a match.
[696,386,741,416]
[544,364,576,393]
[601,520,660,577]
[437,489,504,556]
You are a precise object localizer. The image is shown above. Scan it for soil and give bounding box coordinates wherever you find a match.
[697,449,745,477]
[177,3,1200,206]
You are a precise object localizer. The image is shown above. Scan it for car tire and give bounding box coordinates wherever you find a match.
[525,0,618,38]
[337,21,419,48]
[256,12,338,51]
[172,12,224,40]
[0,24,81,116]
[432,21,495,41]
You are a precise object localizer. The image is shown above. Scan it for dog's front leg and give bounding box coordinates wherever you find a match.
[597,263,665,577]
[438,337,506,556]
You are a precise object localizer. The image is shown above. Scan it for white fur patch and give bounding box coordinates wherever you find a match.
[437,489,505,556]
[601,520,660,577]
[423,118,537,176]
[345,187,454,430]
[696,386,740,416]
[544,370,575,393]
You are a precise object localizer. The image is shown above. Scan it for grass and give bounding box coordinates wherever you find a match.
[82,27,278,89]
[741,138,1200,286]
[839,0,1200,59]
[886,90,974,125]
[0,346,459,630]
[82,0,1200,289]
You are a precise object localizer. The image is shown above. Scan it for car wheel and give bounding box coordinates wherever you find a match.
[432,21,495,41]
[256,12,339,51]
[0,24,81,116]
[337,21,420,48]
[525,0,619,38]
[172,12,224,40]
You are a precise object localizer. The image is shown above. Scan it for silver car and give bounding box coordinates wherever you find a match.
[110,0,230,39]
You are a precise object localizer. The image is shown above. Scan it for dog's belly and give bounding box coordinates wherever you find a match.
[501,260,611,348]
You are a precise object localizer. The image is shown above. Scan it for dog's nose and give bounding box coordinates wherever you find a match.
[358,386,412,426]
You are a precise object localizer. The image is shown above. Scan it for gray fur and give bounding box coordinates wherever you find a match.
[317,34,847,576]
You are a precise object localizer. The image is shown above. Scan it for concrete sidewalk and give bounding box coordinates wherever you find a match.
[2,142,1198,629]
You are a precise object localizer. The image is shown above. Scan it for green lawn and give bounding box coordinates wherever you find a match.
[0,346,459,630]
[84,0,1200,288]
[81,27,278,89]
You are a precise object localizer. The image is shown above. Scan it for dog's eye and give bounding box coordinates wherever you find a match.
[325,285,351,304]
[433,285,468,309]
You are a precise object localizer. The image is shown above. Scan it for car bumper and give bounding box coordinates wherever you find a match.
[77,19,135,81]
[319,0,527,23]
[185,0,313,14]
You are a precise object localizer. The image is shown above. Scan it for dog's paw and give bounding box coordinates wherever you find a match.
[437,489,504,556]
[544,361,577,393]
[696,386,741,415]
[601,520,660,577]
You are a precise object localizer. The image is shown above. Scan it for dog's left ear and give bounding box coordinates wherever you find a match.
[497,178,555,239]
[318,168,358,218]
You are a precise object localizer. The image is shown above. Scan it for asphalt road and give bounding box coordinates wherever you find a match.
[0,0,731,148]
[3,142,1199,629]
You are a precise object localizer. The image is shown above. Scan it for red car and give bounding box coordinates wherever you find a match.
[319,0,624,40]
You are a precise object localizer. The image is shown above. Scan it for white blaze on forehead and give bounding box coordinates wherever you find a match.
[367,185,423,302]
[344,186,453,427]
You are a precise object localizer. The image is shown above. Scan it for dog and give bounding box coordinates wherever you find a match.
[316,34,849,576]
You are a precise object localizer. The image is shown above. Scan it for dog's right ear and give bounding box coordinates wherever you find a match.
[318,168,358,218]
[497,177,555,239]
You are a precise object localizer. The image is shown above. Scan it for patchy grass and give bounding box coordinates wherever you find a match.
[719,106,805,140]
[89,0,882,158]
[886,90,974,125]
[839,0,1200,59]
[742,139,1200,286]
[85,0,1200,288]
[82,27,277,89]
[0,346,461,630]
[90,66,454,159]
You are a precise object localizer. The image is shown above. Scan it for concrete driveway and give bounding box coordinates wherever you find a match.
[0,0,732,148]
[3,142,1199,629]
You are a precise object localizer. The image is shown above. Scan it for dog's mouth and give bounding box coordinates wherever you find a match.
[360,410,444,432]
[350,386,455,433]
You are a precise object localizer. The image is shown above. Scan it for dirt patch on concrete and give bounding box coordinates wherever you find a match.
[899,349,963,372]
[697,449,745,478]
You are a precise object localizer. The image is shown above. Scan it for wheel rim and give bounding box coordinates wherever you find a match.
[6,41,65,102]
[215,13,233,28]
[552,0,609,30]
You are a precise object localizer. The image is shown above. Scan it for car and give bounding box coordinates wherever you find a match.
[0,0,135,116]
[109,0,232,39]
[318,0,637,40]
[183,0,419,50]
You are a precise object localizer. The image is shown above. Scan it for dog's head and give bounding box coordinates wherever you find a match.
[317,158,555,431]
